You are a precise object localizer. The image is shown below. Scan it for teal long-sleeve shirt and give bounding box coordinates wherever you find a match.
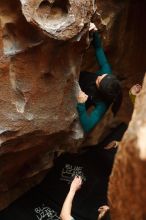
[77,32,112,133]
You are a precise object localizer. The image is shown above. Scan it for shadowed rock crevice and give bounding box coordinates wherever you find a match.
[107,1,146,219]
[0,0,45,56]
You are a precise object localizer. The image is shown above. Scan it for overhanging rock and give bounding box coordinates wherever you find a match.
[20,0,96,40]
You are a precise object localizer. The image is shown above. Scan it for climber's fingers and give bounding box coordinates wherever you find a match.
[77,90,88,103]
[89,22,98,31]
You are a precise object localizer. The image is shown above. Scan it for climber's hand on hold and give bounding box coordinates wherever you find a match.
[89,22,98,32]
[130,84,142,95]
[70,176,82,193]
[77,90,88,103]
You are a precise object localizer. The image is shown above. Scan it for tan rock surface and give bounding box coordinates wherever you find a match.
[20,0,96,40]
[0,0,93,209]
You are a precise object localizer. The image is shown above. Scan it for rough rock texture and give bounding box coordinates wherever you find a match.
[0,0,95,210]
[20,0,96,40]
[0,0,146,212]
[109,74,146,220]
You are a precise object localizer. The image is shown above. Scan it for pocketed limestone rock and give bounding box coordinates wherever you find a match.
[20,0,96,40]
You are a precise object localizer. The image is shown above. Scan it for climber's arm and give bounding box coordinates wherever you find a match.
[60,176,82,220]
[77,101,108,133]
[93,31,112,75]
[60,189,75,220]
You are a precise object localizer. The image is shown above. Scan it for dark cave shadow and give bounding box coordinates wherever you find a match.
[0,123,127,220]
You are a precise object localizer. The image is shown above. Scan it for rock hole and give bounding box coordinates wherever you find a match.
[41,72,55,81]
[2,22,43,56]
[38,0,70,21]
[3,23,21,56]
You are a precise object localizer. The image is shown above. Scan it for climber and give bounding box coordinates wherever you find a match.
[129,84,142,104]
[60,176,110,220]
[76,23,122,133]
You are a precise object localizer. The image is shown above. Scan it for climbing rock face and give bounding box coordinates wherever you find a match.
[20,0,96,40]
[0,0,146,212]
[109,74,146,220]
[0,0,95,210]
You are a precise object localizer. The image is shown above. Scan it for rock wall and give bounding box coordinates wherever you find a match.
[108,1,146,219]
[0,0,96,210]
[0,0,146,212]
[20,0,96,40]
[109,74,146,220]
